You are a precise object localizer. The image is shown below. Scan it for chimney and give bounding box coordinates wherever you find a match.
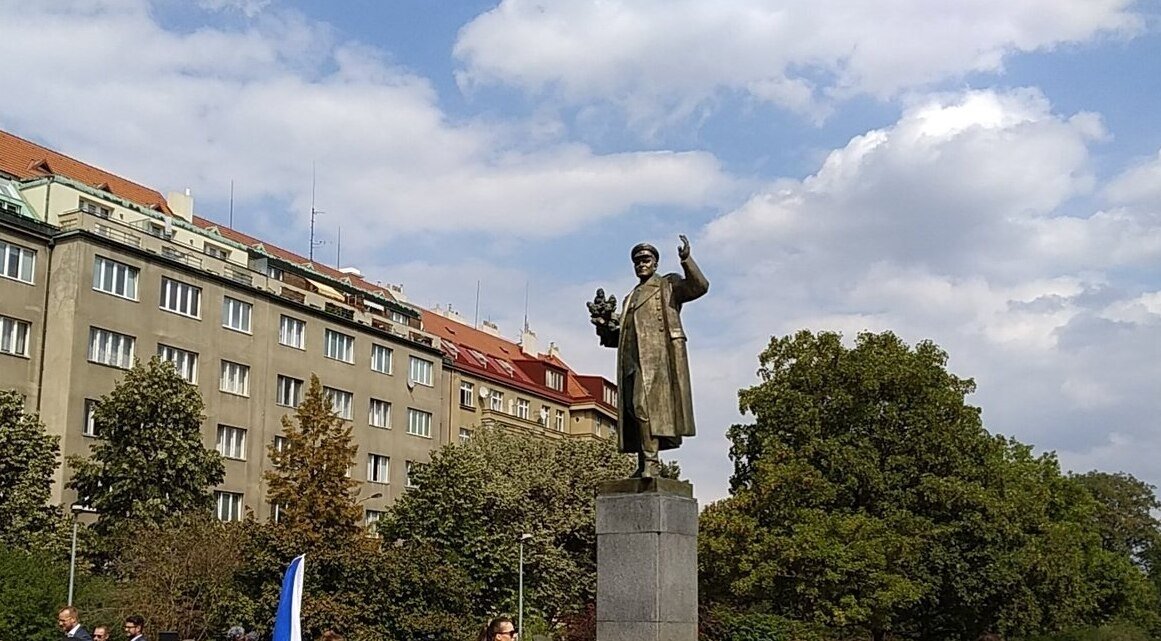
[480,320,501,337]
[548,341,561,360]
[167,189,194,223]
[520,327,538,356]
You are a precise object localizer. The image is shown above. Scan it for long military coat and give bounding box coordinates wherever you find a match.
[615,256,708,453]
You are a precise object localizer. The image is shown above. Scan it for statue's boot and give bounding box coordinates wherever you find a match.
[634,451,662,478]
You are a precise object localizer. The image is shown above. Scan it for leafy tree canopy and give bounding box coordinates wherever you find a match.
[67,357,224,537]
[702,330,1160,641]
[0,390,67,554]
[379,428,634,626]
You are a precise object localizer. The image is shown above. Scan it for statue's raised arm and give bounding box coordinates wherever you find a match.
[588,288,620,347]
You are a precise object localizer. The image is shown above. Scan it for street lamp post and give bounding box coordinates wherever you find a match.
[518,533,532,636]
[67,504,97,606]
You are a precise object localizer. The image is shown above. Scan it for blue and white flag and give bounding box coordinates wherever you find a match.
[273,555,305,641]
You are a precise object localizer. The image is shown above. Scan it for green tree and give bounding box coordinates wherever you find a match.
[702,331,1158,641]
[0,390,68,554]
[0,544,115,641]
[379,427,634,626]
[66,357,224,536]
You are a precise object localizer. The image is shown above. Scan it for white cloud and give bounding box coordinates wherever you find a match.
[454,0,1141,123]
[0,1,735,246]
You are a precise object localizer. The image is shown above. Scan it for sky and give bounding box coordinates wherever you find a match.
[2,0,1160,503]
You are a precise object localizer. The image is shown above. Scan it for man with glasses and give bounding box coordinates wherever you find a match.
[123,616,146,641]
[93,627,109,641]
[56,606,92,641]
[476,616,517,641]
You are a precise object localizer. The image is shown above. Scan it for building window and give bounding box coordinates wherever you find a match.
[215,491,243,522]
[458,381,474,407]
[157,344,198,384]
[390,310,408,324]
[324,329,354,363]
[406,408,432,438]
[222,297,252,333]
[604,385,618,406]
[367,453,390,484]
[0,315,30,357]
[369,398,391,428]
[516,399,530,420]
[459,427,472,443]
[365,509,384,535]
[370,344,393,374]
[555,409,565,432]
[546,369,564,391]
[79,198,112,218]
[219,360,250,396]
[405,461,419,488]
[324,386,353,420]
[216,425,247,460]
[490,389,504,411]
[273,435,288,453]
[92,256,138,300]
[279,316,305,349]
[88,327,134,369]
[0,240,35,284]
[276,375,303,407]
[408,356,433,386]
[267,265,284,280]
[539,405,550,425]
[160,277,201,318]
[204,244,230,260]
[83,399,100,437]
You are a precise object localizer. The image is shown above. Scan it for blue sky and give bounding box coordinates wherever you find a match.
[3,0,1161,502]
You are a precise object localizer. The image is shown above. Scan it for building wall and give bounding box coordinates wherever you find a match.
[21,213,445,518]
[0,221,51,406]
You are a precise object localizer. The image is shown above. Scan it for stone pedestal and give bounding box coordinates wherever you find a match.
[596,478,698,641]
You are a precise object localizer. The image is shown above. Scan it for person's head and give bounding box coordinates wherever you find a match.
[94,626,109,641]
[123,615,144,638]
[977,634,1002,641]
[631,243,659,281]
[57,607,79,632]
[226,627,245,641]
[478,616,517,641]
[319,630,343,641]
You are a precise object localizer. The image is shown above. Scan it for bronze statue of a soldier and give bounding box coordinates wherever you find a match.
[588,235,709,478]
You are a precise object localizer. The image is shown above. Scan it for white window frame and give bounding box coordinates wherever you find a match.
[459,381,474,407]
[279,315,306,350]
[92,256,138,300]
[83,399,100,437]
[365,509,385,535]
[159,277,201,318]
[604,385,618,406]
[157,343,198,384]
[369,398,391,429]
[555,410,565,431]
[88,327,134,369]
[216,425,247,460]
[0,240,36,284]
[275,375,303,407]
[222,297,252,333]
[219,360,250,397]
[407,408,432,438]
[405,460,419,488]
[490,389,504,411]
[215,491,243,522]
[516,398,530,420]
[367,453,390,484]
[273,435,288,454]
[370,344,393,374]
[459,427,471,443]
[324,329,354,363]
[546,369,565,391]
[408,356,433,387]
[0,315,30,357]
[324,386,353,420]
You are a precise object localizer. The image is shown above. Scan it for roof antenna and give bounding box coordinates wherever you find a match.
[474,280,481,328]
[228,179,234,228]
[308,163,326,261]
[336,225,341,269]
[523,281,530,332]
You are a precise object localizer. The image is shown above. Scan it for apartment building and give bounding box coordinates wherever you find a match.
[0,129,617,524]
[423,309,618,445]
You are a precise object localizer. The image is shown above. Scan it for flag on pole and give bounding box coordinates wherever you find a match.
[273,555,305,641]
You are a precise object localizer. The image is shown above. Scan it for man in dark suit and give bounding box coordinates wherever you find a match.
[123,616,147,641]
[57,606,93,641]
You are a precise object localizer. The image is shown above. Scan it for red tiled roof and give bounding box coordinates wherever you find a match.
[422,310,606,405]
[0,130,172,213]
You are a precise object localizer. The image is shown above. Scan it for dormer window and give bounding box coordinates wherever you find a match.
[546,369,564,391]
[79,198,112,218]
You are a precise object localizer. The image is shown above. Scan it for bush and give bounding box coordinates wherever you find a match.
[0,544,116,641]
[700,606,827,641]
[1022,623,1155,641]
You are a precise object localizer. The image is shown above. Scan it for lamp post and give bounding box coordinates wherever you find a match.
[518,533,532,636]
[67,504,97,606]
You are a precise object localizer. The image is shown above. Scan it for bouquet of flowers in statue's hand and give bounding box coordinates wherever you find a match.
[588,288,620,347]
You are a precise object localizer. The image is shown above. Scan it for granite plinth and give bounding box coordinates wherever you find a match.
[596,479,698,641]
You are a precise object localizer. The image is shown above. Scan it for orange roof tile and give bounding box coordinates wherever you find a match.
[0,130,171,213]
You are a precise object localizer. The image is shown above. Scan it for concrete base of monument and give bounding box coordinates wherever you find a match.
[595,478,698,641]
